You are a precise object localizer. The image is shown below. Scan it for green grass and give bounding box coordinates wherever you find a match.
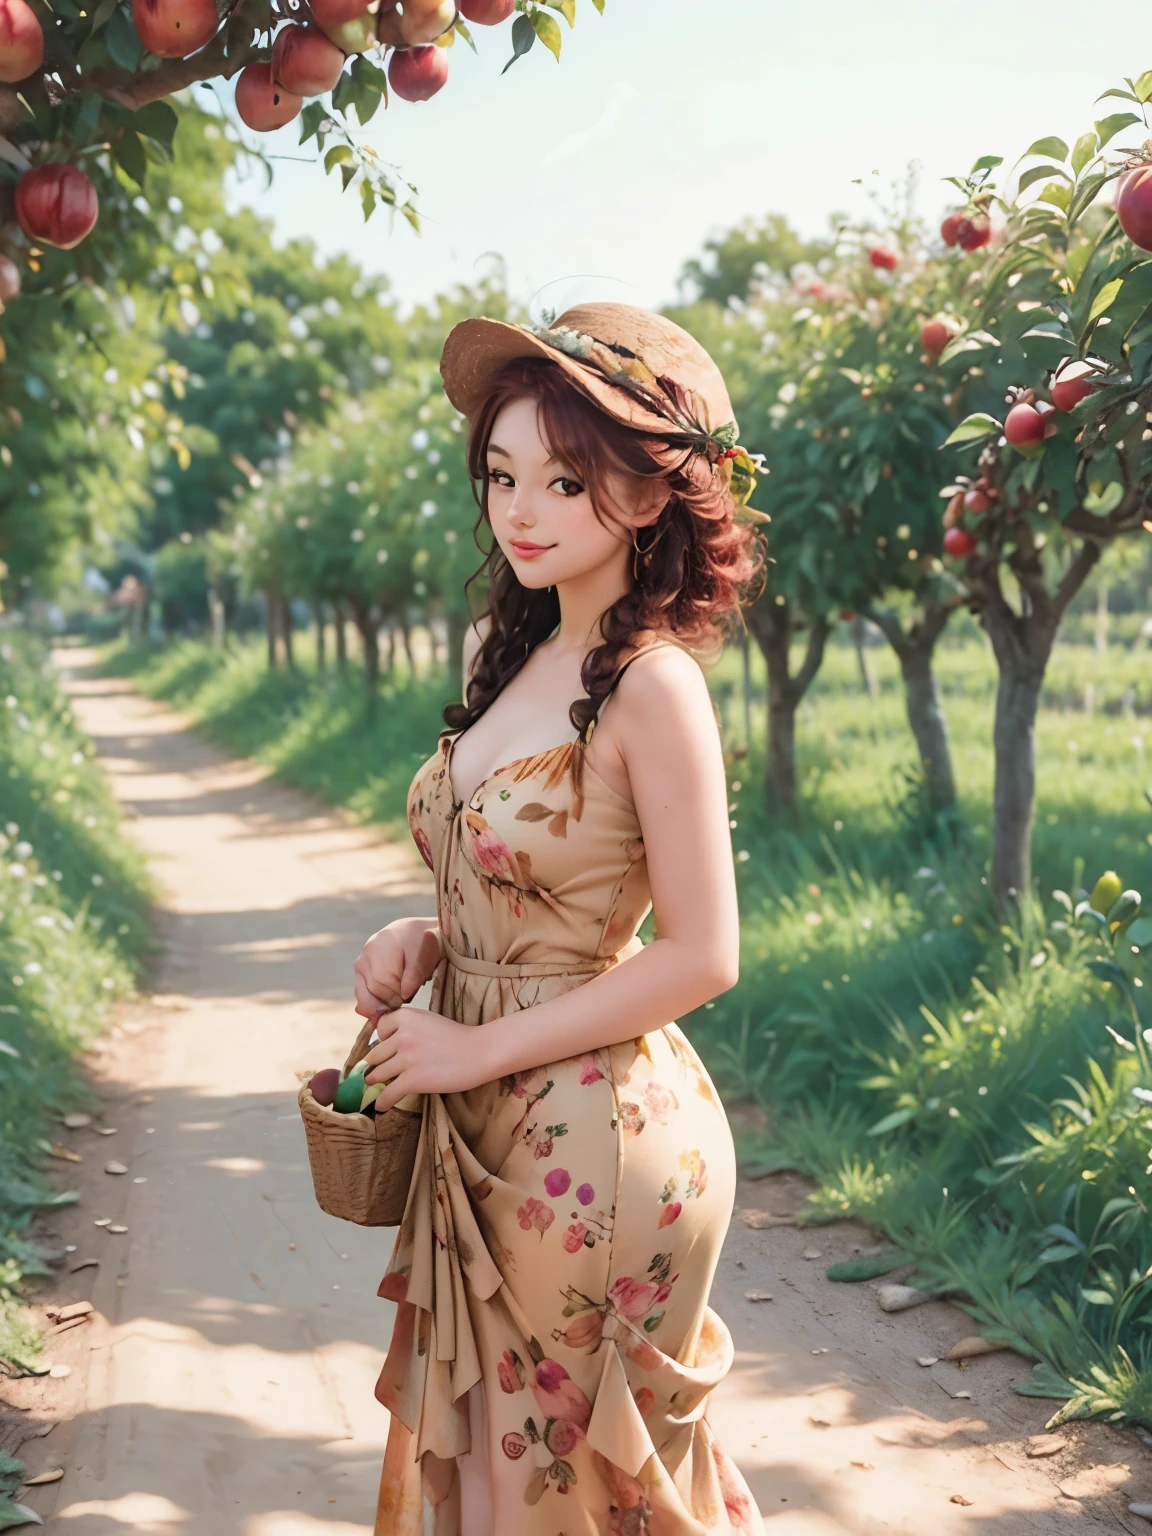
[104,625,1152,1429]
[0,631,151,1384]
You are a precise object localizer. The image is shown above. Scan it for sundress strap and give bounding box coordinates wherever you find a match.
[579,637,677,746]
[441,936,613,981]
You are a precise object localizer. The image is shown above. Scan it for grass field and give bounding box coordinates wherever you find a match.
[103,625,1152,1428]
[0,633,151,1427]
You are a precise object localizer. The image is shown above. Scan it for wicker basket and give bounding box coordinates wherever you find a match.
[298,1017,422,1227]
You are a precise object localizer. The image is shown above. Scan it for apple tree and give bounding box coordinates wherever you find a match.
[935,73,1152,904]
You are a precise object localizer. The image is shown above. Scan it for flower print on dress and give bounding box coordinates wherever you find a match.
[578,1053,604,1086]
[530,1358,592,1429]
[516,1196,555,1237]
[410,821,434,871]
[497,1348,526,1394]
[680,1147,708,1199]
[657,1174,682,1227]
[617,1101,646,1138]
[643,1081,679,1125]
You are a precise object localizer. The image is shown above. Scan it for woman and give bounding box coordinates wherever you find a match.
[354,303,765,1535]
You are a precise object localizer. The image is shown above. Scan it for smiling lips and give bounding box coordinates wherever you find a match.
[509,539,554,559]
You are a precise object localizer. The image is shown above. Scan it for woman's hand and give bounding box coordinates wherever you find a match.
[363,1007,495,1110]
[353,916,442,1018]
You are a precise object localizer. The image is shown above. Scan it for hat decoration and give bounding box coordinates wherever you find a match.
[531,318,768,520]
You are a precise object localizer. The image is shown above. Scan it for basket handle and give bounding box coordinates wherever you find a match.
[343,1013,385,1078]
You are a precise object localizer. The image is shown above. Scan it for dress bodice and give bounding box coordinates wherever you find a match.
[407,734,651,979]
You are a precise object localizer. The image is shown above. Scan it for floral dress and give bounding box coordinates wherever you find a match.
[373,726,763,1536]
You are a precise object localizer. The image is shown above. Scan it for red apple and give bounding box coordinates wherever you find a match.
[963,488,990,515]
[235,62,302,131]
[397,0,455,43]
[838,608,856,621]
[940,212,964,247]
[869,245,898,271]
[943,527,977,558]
[308,1067,341,1107]
[272,22,345,95]
[311,0,375,25]
[1050,357,1102,413]
[957,213,991,252]
[16,164,98,249]
[132,0,218,57]
[1004,402,1045,448]
[458,0,512,19]
[0,0,42,82]
[920,316,957,358]
[1117,165,1152,252]
[0,254,20,304]
[388,42,447,100]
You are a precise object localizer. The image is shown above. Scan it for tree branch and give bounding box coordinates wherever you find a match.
[1052,537,1101,621]
[89,33,255,110]
[792,614,830,703]
[863,603,910,660]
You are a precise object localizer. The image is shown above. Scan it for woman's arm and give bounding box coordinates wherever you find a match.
[365,647,739,1104]
[353,915,443,1016]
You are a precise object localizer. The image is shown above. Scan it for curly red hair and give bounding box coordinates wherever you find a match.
[443,357,763,741]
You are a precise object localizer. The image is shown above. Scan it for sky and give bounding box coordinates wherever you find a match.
[228,0,1151,313]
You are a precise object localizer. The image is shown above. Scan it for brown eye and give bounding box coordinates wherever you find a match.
[553,477,584,497]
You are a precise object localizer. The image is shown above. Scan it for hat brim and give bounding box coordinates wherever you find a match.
[439,317,680,437]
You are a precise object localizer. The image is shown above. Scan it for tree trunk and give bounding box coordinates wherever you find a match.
[1095,581,1110,656]
[868,596,957,815]
[380,626,394,678]
[315,601,326,672]
[974,533,1100,907]
[400,623,416,681]
[850,615,877,700]
[899,647,956,813]
[352,604,380,709]
[334,601,348,675]
[281,592,296,670]
[740,629,753,755]
[990,659,1044,902]
[265,591,278,669]
[446,610,467,692]
[745,597,830,816]
[208,588,226,648]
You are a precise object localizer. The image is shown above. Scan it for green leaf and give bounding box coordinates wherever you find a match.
[133,99,178,149]
[1037,1243,1084,1264]
[1071,131,1099,176]
[1095,112,1142,148]
[360,179,376,222]
[502,11,536,71]
[299,101,326,146]
[825,1247,908,1281]
[1018,164,1070,195]
[453,14,477,50]
[942,413,1001,446]
[530,9,562,59]
[970,153,1003,175]
[588,0,604,11]
[866,1105,918,1136]
[544,0,575,20]
[339,161,356,192]
[1097,86,1140,105]
[0,1500,42,1528]
[323,142,354,173]
[87,0,117,31]
[111,127,147,186]
[1080,1287,1114,1306]
[1125,916,1152,947]
[1089,277,1125,323]
[104,4,143,70]
[1035,180,1071,213]
[1087,958,1127,985]
[1068,170,1108,226]
[1024,136,1069,162]
[330,69,356,116]
[351,54,386,91]
[1135,69,1152,104]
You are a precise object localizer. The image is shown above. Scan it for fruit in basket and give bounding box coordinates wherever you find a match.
[333,1071,367,1113]
[309,1067,341,1106]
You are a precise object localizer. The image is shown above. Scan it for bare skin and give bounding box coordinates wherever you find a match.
[352,393,739,1109]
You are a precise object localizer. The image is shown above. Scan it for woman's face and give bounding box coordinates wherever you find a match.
[483,396,642,591]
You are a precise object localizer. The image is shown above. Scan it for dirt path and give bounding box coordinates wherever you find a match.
[13,655,1152,1533]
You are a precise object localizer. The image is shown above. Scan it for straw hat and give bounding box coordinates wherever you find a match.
[441,302,739,452]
